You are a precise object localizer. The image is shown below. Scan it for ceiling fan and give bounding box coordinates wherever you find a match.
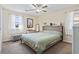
[25,4,48,13]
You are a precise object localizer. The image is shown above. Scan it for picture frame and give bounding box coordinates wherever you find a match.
[27,18,33,28]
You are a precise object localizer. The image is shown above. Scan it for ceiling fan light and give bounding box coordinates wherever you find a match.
[36,9,41,12]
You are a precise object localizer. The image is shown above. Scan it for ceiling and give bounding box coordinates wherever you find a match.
[1,4,79,16]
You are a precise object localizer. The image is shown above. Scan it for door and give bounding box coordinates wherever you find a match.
[73,26,79,53]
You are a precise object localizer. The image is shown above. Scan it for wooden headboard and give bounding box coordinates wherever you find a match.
[42,26,63,32]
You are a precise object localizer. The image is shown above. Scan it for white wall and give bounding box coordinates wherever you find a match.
[37,12,65,31]
[2,8,37,42]
[0,5,2,53]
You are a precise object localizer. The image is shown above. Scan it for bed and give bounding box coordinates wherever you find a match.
[21,26,63,54]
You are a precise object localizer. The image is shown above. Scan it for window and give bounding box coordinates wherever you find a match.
[11,15,23,30]
[74,16,79,25]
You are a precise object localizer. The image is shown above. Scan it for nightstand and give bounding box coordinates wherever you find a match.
[12,35,22,42]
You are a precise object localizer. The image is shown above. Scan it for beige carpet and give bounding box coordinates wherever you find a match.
[1,41,72,54]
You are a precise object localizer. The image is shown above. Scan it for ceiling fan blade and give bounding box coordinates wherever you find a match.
[25,9,36,11]
[42,10,47,12]
[32,4,41,8]
[32,4,37,7]
[36,4,42,7]
[42,5,48,8]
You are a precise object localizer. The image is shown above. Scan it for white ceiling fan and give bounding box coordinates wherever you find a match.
[25,4,48,13]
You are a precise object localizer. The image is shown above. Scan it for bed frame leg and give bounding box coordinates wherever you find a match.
[20,39,23,44]
[20,39,25,44]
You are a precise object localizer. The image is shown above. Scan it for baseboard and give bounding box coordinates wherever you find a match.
[2,40,14,43]
[2,39,20,43]
[63,40,72,44]
[0,51,1,54]
[0,48,1,53]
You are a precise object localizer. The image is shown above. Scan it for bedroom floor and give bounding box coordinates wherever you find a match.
[1,41,72,54]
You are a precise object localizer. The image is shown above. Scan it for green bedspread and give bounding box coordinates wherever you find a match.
[21,31,62,53]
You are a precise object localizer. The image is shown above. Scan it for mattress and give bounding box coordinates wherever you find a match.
[21,31,62,53]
